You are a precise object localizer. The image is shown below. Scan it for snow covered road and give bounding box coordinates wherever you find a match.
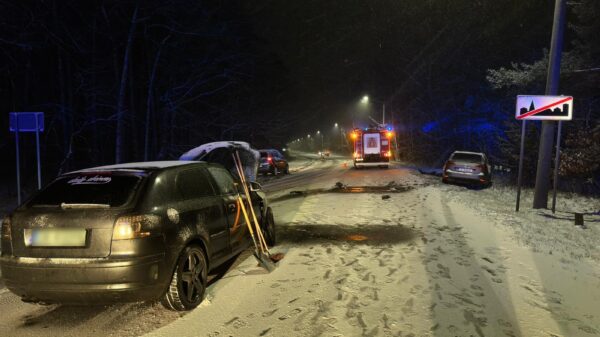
[1,157,599,337]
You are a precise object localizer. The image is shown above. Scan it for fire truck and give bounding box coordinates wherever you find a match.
[351,127,394,168]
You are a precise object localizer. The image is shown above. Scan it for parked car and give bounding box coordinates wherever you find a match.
[0,161,276,311]
[318,150,331,159]
[442,151,492,186]
[258,149,289,175]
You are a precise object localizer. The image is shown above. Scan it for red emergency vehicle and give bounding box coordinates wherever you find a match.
[351,127,394,168]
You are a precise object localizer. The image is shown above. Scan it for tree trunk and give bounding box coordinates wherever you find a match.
[144,35,170,161]
[115,5,138,164]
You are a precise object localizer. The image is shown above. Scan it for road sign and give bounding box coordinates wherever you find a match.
[9,112,44,132]
[516,95,573,121]
[9,112,45,205]
[514,95,573,214]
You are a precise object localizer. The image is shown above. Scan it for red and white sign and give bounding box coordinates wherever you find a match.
[516,95,573,121]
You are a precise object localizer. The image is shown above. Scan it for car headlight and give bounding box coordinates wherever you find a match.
[112,214,160,240]
[1,216,11,240]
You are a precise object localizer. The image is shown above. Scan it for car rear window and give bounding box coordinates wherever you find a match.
[260,152,269,158]
[27,173,143,207]
[451,153,483,163]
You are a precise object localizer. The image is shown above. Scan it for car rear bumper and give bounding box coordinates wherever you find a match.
[443,170,490,184]
[0,253,167,304]
[258,164,275,173]
[354,162,389,167]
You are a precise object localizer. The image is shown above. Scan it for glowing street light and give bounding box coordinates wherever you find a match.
[334,123,338,128]
[316,130,323,150]
[361,95,369,104]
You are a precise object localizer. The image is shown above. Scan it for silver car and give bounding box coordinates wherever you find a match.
[442,151,492,186]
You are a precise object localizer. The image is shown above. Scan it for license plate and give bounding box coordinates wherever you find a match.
[457,167,473,173]
[24,228,87,247]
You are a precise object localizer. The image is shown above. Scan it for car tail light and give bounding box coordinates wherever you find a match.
[267,157,273,162]
[1,216,11,240]
[113,214,160,240]
[477,164,488,173]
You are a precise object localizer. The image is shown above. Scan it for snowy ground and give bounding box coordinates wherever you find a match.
[1,155,599,337]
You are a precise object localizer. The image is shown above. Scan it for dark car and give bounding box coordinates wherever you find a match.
[0,161,276,311]
[442,151,492,186]
[258,149,289,175]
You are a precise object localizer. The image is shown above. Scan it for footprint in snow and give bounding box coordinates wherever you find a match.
[278,308,302,321]
[262,309,278,317]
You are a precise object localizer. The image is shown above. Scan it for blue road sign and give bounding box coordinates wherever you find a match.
[9,112,44,132]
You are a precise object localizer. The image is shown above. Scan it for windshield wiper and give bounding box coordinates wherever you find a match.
[60,203,110,209]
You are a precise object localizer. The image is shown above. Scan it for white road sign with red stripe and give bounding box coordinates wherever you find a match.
[516,95,573,121]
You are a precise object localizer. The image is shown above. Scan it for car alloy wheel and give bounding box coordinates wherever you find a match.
[161,245,207,311]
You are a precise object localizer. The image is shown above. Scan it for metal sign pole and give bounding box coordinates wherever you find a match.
[15,115,21,205]
[35,113,42,190]
[551,121,563,213]
[516,120,527,212]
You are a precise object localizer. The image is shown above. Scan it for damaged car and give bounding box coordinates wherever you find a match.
[0,160,276,311]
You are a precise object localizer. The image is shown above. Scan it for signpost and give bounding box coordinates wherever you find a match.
[515,96,572,213]
[9,112,44,205]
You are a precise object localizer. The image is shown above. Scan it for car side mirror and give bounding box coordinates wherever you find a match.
[249,181,262,192]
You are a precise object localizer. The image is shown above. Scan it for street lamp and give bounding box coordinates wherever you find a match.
[316,130,323,151]
[334,123,344,150]
[360,94,386,125]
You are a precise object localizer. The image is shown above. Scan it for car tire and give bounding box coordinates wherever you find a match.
[161,245,208,311]
[284,165,289,174]
[262,207,276,247]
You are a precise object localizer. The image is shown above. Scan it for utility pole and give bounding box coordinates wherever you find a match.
[533,0,566,209]
[382,103,386,125]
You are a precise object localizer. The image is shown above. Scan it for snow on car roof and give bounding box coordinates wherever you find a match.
[180,141,258,161]
[68,161,199,174]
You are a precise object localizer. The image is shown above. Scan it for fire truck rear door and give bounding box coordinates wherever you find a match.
[363,133,381,155]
